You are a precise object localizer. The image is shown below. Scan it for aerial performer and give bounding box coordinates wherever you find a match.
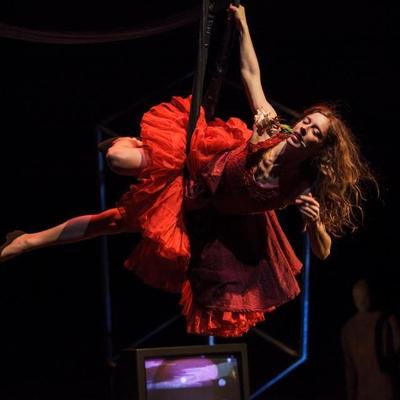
[0,4,376,337]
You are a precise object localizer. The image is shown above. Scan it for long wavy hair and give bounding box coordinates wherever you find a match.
[299,104,377,237]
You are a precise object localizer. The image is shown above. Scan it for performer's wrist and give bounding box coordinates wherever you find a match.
[307,217,323,231]
[239,23,250,36]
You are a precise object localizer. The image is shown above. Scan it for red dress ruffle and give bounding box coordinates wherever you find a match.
[117,97,191,293]
[180,280,271,337]
[117,96,303,337]
[118,96,252,293]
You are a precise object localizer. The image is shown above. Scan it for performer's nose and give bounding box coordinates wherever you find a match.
[300,127,306,137]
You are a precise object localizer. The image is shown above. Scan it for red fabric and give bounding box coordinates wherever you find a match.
[183,209,302,336]
[118,98,191,292]
[204,135,309,214]
[180,280,269,337]
[118,96,304,336]
[187,115,253,180]
[265,210,303,276]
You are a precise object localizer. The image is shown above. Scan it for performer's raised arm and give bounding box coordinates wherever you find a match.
[229,4,277,119]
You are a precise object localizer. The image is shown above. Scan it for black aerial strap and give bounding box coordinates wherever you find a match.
[186,0,240,155]
[203,0,240,122]
[186,0,216,154]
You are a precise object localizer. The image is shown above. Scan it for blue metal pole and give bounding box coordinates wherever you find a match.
[250,233,311,399]
[96,129,113,362]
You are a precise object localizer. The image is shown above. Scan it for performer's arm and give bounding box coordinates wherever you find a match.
[229,5,277,118]
[295,193,332,260]
[307,218,332,260]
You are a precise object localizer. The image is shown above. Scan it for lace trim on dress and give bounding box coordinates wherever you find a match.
[254,108,281,136]
[254,108,293,134]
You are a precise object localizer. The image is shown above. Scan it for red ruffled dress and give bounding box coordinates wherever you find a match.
[118,96,310,337]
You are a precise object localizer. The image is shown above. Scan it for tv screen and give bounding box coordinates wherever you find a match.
[144,353,242,399]
[116,343,250,400]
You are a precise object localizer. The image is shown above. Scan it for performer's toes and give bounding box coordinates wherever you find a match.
[0,230,27,263]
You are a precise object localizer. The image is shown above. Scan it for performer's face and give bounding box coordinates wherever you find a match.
[287,112,330,155]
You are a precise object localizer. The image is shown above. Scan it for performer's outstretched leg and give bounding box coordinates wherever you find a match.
[1,136,150,262]
[0,208,132,262]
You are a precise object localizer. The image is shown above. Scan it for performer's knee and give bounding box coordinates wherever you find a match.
[91,208,134,234]
[106,139,149,174]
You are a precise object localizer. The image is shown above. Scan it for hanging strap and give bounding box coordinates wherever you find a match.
[186,0,216,154]
[203,0,240,121]
[186,0,241,154]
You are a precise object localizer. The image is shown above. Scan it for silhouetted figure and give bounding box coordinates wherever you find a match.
[341,279,400,400]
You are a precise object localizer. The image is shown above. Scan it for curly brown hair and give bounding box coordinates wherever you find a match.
[299,104,377,237]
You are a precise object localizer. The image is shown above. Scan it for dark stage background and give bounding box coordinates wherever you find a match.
[0,1,399,399]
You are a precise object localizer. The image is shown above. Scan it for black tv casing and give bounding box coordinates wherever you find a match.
[113,343,250,400]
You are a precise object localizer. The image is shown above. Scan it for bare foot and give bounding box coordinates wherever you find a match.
[0,231,28,263]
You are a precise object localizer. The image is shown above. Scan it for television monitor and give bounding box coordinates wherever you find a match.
[114,343,250,400]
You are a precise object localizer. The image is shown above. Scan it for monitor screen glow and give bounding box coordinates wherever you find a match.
[133,343,249,400]
[144,353,242,400]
